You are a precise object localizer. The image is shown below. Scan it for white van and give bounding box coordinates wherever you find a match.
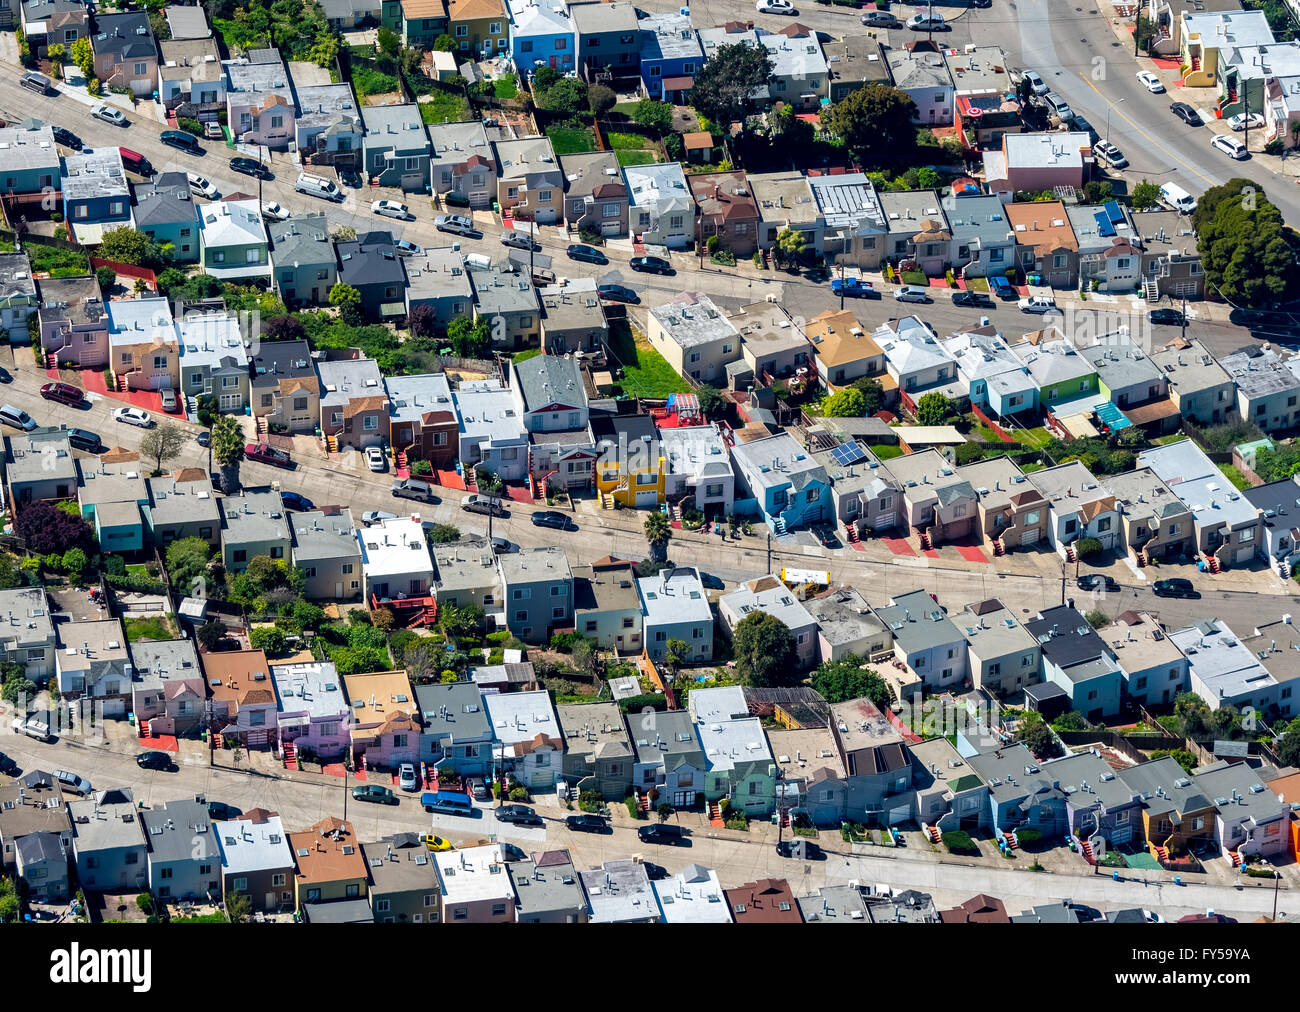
[463,252,492,271]
[295,172,341,202]
[1159,182,1197,214]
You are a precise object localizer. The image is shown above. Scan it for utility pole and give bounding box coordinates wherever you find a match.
[766,532,772,573]
[1180,295,1188,342]
[1273,868,1280,920]
[257,143,265,211]
[1243,85,1250,155]
[1134,0,1143,57]
[839,260,845,311]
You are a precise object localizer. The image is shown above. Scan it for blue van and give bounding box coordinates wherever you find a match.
[421,790,474,816]
[989,275,1016,300]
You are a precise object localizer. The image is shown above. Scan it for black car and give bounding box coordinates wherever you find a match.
[776,838,823,860]
[280,490,315,512]
[0,366,10,383]
[52,126,83,150]
[1149,308,1186,327]
[1153,577,1199,599]
[699,571,725,590]
[229,156,271,179]
[641,862,669,881]
[197,430,211,448]
[566,814,612,834]
[160,129,203,155]
[0,750,18,776]
[1077,574,1119,593]
[811,523,839,548]
[637,824,689,846]
[1170,102,1202,126]
[567,243,608,265]
[496,804,544,826]
[136,750,176,772]
[597,283,640,304]
[339,168,363,189]
[205,800,242,821]
[952,290,996,309]
[630,255,674,275]
[490,536,519,555]
[531,510,577,531]
[64,427,101,453]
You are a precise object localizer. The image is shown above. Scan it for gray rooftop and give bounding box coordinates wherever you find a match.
[875,588,965,654]
[6,427,76,487]
[385,372,453,427]
[127,638,201,693]
[317,356,385,409]
[558,150,624,199]
[958,598,1037,659]
[142,798,219,863]
[415,680,491,741]
[808,172,886,234]
[1170,619,1276,703]
[1138,438,1259,528]
[631,708,700,764]
[432,538,500,596]
[570,0,639,33]
[1150,338,1231,397]
[804,585,889,650]
[219,489,290,545]
[887,47,954,90]
[0,253,36,302]
[360,103,429,151]
[146,469,219,528]
[361,833,440,896]
[1192,760,1288,826]
[428,120,492,165]
[580,859,657,923]
[1117,754,1212,819]
[498,545,572,586]
[69,788,145,853]
[654,864,732,923]
[165,3,211,38]
[731,431,828,493]
[823,34,890,86]
[942,193,1014,247]
[514,353,585,413]
[36,275,104,329]
[268,213,333,265]
[555,701,632,764]
[638,10,702,61]
[540,278,606,333]
[0,586,54,649]
[798,884,870,924]
[1079,333,1164,391]
[225,53,292,100]
[510,851,587,918]
[62,147,129,201]
[1099,466,1189,528]
[0,123,59,172]
[293,82,360,131]
[271,660,348,721]
[650,292,738,350]
[291,507,360,563]
[470,267,539,315]
[405,245,473,304]
[1220,346,1300,399]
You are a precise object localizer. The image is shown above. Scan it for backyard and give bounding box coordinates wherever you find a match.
[545,125,596,154]
[606,322,690,398]
[417,87,472,125]
[606,130,658,168]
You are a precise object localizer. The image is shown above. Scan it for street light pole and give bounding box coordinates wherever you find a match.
[1134,0,1143,57]
[1105,98,1124,142]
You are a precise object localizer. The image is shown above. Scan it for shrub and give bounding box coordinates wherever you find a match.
[942,830,979,855]
[1074,537,1103,561]
[410,458,432,476]
[617,693,668,713]
[625,795,641,819]
[508,786,529,801]
[249,626,287,656]
[95,266,117,290]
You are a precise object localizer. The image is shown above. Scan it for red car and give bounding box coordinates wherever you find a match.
[40,382,84,406]
[244,442,293,468]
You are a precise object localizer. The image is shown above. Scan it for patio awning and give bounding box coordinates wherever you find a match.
[1094,400,1132,431]
[662,75,694,90]
[379,301,407,318]
[1120,398,1179,426]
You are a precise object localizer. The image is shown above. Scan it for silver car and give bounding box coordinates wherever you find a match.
[435,214,479,237]
[893,286,931,304]
[861,10,900,27]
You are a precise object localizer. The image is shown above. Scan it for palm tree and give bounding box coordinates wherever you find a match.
[211,415,245,493]
[644,511,672,564]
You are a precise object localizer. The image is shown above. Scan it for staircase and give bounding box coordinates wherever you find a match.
[1152,843,1169,864]
[633,234,646,256]
[636,789,651,816]
[991,537,1005,557]
[670,501,683,524]
[844,522,860,546]
[464,465,478,491]
[1001,828,1018,851]
[395,449,408,471]
[1144,277,1160,303]
[599,490,615,509]
[1064,544,1077,564]
[1228,849,1241,868]
[325,434,338,454]
[502,206,514,229]
[282,740,298,771]
[708,800,723,826]
[923,822,942,845]
[772,514,787,536]
[1204,553,1221,575]
[1277,557,1293,580]
[1191,56,1201,72]
[255,414,268,437]
[917,528,933,552]
[1080,837,1096,865]
[212,732,224,751]
[1133,545,1149,568]
[138,719,150,739]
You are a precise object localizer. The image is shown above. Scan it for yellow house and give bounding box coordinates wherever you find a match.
[448,0,508,57]
[594,416,665,509]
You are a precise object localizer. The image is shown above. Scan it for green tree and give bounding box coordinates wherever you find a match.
[439,602,485,639]
[1150,748,1198,773]
[588,83,616,117]
[166,537,212,594]
[1018,711,1064,759]
[0,662,36,705]
[211,414,245,492]
[225,890,252,923]
[849,376,884,415]
[821,84,918,171]
[689,41,774,135]
[915,391,955,426]
[773,227,806,268]
[0,878,19,924]
[644,511,672,563]
[250,626,287,655]
[810,656,891,710]
[140,420,186,474]
[329,282,364,325]
[1277,727,1300,767]
[631,97,674,134]
[1134,14,1160,54]
[1084,609,1110,630]
[1174,692,1212,740]
[60,547,89,581]
[695,384,726,420]
[531,65,561,93]
[377,26,401,58]
[98,226,162,267]
[426,523,461,544]
[1192,177,1297,308]
[71,36,94,78]
[663,637,690,673]
[538,77,589,116]
[433,34,459,53]
[1053,710,1090,731]
[823,387,866,418]
[446,315,492,358]
[196,620,225,650]
[732,610,798,687]
[656,801,673,822]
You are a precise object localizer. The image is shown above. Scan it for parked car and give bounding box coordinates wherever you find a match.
[394,239,421,257]
[365,446,388,472]
[831,276,881,299]
[91,104,127,126]
[566,814,612,834]
[1077,574,1119,593]
[187,173,219,199]
[1211,133,1249,159]
[362,510,398,526]
[204,121,224,139]
[699,571,725,590]
[51,126,82,150]
[372,199,412,220]
[1136,70,1165,93]
[0,366,11,383]
[1149,308,1186,326]
[339,168,363,189]
[497,804,544,826]
[952,290,995,309]
[1018,295,1057,313]
[54,770,92,795]
[1227,112,1265,131]
[160,388,179,413]
[196,430,211,448]
[906,12,949,30]
[352,784,398,805]
[230,156,270,179]
[500,229,540,251]
[597,283,639,304]
[245,442,293,468]
[1071,114,1098,140]
[40,382,84,406]
[567,243,607,265]
[160,130,201,154]
[1022,70,1049,95]
[756,0,797,12]
[434,214,480,237]
[1043,92,1072,121]
[490,536,518,554]
[280,490,315,512]
[260,201,291,222]
[630,255,674,275]
[0,751,18,776]
[811,523,839,548]
[1153,577,1198,599]
[989,275,1016,300]
[532,510,577,531]
[1093,140,1128,169]
[113,405,154,429]
[398,762,419,791]
[136,750,176,772]
[1170,102,1202,126]
[776,838,822,859]
[421,833,454,852]
[893,286,930,303]
[638,824,689,846]
[462,494,508,517]
[861,9,900,27]
[64,427,101,453]
[391,478,439,503]
[205,800,241,821]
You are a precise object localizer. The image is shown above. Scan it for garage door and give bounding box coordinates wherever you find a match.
[1020,528,1041,547]
[101,698,126,718]
[1236,545,1257,565]
[875,513,897,530]
[887,802,911,825]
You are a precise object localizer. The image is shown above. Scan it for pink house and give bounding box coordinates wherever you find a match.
[130,639,205,735]
[204,649,280,748]
[272,660,350,760]
[36,275,109,369]
[983,131,1094,198]
[343,670,419,770]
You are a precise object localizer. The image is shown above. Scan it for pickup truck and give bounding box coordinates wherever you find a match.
[830,276,881,299]
[244,442,294,468]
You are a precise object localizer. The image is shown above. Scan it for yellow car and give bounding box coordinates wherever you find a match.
[422,833,454,852]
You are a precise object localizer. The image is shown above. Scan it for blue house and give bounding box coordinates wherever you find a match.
[505,0,575,75]
[730,432,830,536]
[77,450,151,553]
[941,327,1038,420]
[1026,606,1123,722]
[62,147,134,245]
[133,172,201,263]
[638,10,703,101]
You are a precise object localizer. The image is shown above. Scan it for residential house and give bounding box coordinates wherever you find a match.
[432,538,502,613]
[804,585,892,664]
[105,296,177,393]
[20,0,89,57]
[511,850,589,923]
[62,147,134,245]
[558,150,628,237]
[54,617,129,707]
[6,427,77,510]
[0,123,60,196]
[15,832,70,903]
[434,844,515,923]
[500,546,573,643]
[1138,438,1264,569]
[963,456,1050,552]
[825,32,890,102]
[957,598,1041,697]
[1179,9,1274,89]
[729,301,812,394]
[453,379,530,481]
[886,46,954,126]
[625,161,694,249]
[910,736,989,835]
[1079,328,1171,418]
[361,831,441,923]
[69,787,147,890]
[416,680,493,772]
[343,669,420,768]
[1069,200,1143,293]
[507,0,575,72]
[90,11,158,98]
[650,863,730,923]
[320,0,382,28]
[808,173,889,269]
[630,709,706,806]
[1026,460,1120,552]
[942,326,1036,420]
[555,700,634,799]
[288,816,367,909]
[682,130,716,163]
[719,575,817,669]
[1194,760,1290,860]
[1147,0,1244,55]
[164,2,212,39]
[335,233,408,323]
[1173,618,1289,715]
[269,213,337,309]
[133,172,201,264]
[468,263,540,349]
[291,508,363,602]
[539,278,607,355]
[142,798,221,902]
[0,253,37,343]
[571,0,641,88]
[219,489,290,574]
[485,688,564,789]
[806,308,886,393]
[510,352,594,490]
[317,354,390,448]
[944,192,1017,279]
[647,292,742,385]
[1243,476,1300,576]
[1219,345,1300,433]
[1100,466,1195,562]
[879,190,953,274]
[177,307,250,411]
[875,588,971,694]
[875,316,964,407]
[636,565,712,663]
[1005,200,1079,288]
[127,638,204,736]
[797,883,872,924]
[811,436,898,538]
[1105,610,1189,707]
[356,515,435,618]
[386,373,457,468]
[1151,336,1235,426]
[593,413,664,509]
[572,557,642,653]
[158,36,224,116]
[293,82,363,170]
[0,586,55,683]
[637,10,700,99]
[957,741,1079,838]
[1118,755,1218,861]
[205,649,279,747]
[448,0,507,57]
[939,894,1012,923]
[730,431,831,535]
[946,45,1021,147]
[362,103,431,192]
[983,133,1094,199]
[749,171,820,255]
[689,170,761,257]
[224,50,295,149]
[688,701,777,817]
[1028,605,1123,719]
[470,661,537,692]
[0,771,71,869]
[1135,209,1206,301]
[215,808,295,913]
[660,423,735,518]
[429,120,496,207]
[725,878,802,924]
[768,722,851,827]
[405,245,473,330]
[761,23,827,110]
[1007,327,1098,410]
[495,135,564,224]
[250,339,320,433]
[879,448,978,546]
[580,858,658,922]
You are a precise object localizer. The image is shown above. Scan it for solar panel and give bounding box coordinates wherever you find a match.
[1094,210,1115,238]
[1103,199,1124,224]
[831,441,867,467]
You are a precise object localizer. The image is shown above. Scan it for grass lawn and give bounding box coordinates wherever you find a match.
[1020,461,1044,473]
[26,244,89,278]
[615,149,656,167]
[966,276,990,292]
[513,348,541,363]
[606,322,690,398]
[607,131,648,149]
[613,102,641,117]
[874,444,904,460]
[546,126,595,154]
[1014,426,1054,450]
[1152,433,1187,445]
[124,614,177,642]
[418,89,471,124]
[1218,463,1252,491]
[492,74,518,99]
[351,64,399,98]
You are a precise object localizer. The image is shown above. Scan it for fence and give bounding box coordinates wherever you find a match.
[90,257,159,289]
[970,402,1015,443]
[1055,730,1176,765]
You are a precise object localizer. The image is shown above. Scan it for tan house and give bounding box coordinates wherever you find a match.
[495,135,564,225]
[105,296,179,393]
[90,11,158,98]
[689,171,760,257]
[342,670,420,769]
[251,339,320,434]
[203,649,279,749]
[448,0,507,56]
[316,355,389,450]
[806,309,890,396]
[288,816,368,909]
[1005,200,1079,288]
[957,455,1049,552]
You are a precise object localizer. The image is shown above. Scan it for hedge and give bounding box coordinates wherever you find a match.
[617,692,668,713]
[105,572,165,594]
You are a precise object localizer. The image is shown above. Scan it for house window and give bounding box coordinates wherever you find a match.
[246,249,261,264]
[109,201,123,216]
[233,877,247,891]
[272,873,286,887]
[364,416,379,430]
[489,21,501,33]
[456,24,467,35]
[453,907,468,920]
[522,40,533,52]
[307,888,322,902]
